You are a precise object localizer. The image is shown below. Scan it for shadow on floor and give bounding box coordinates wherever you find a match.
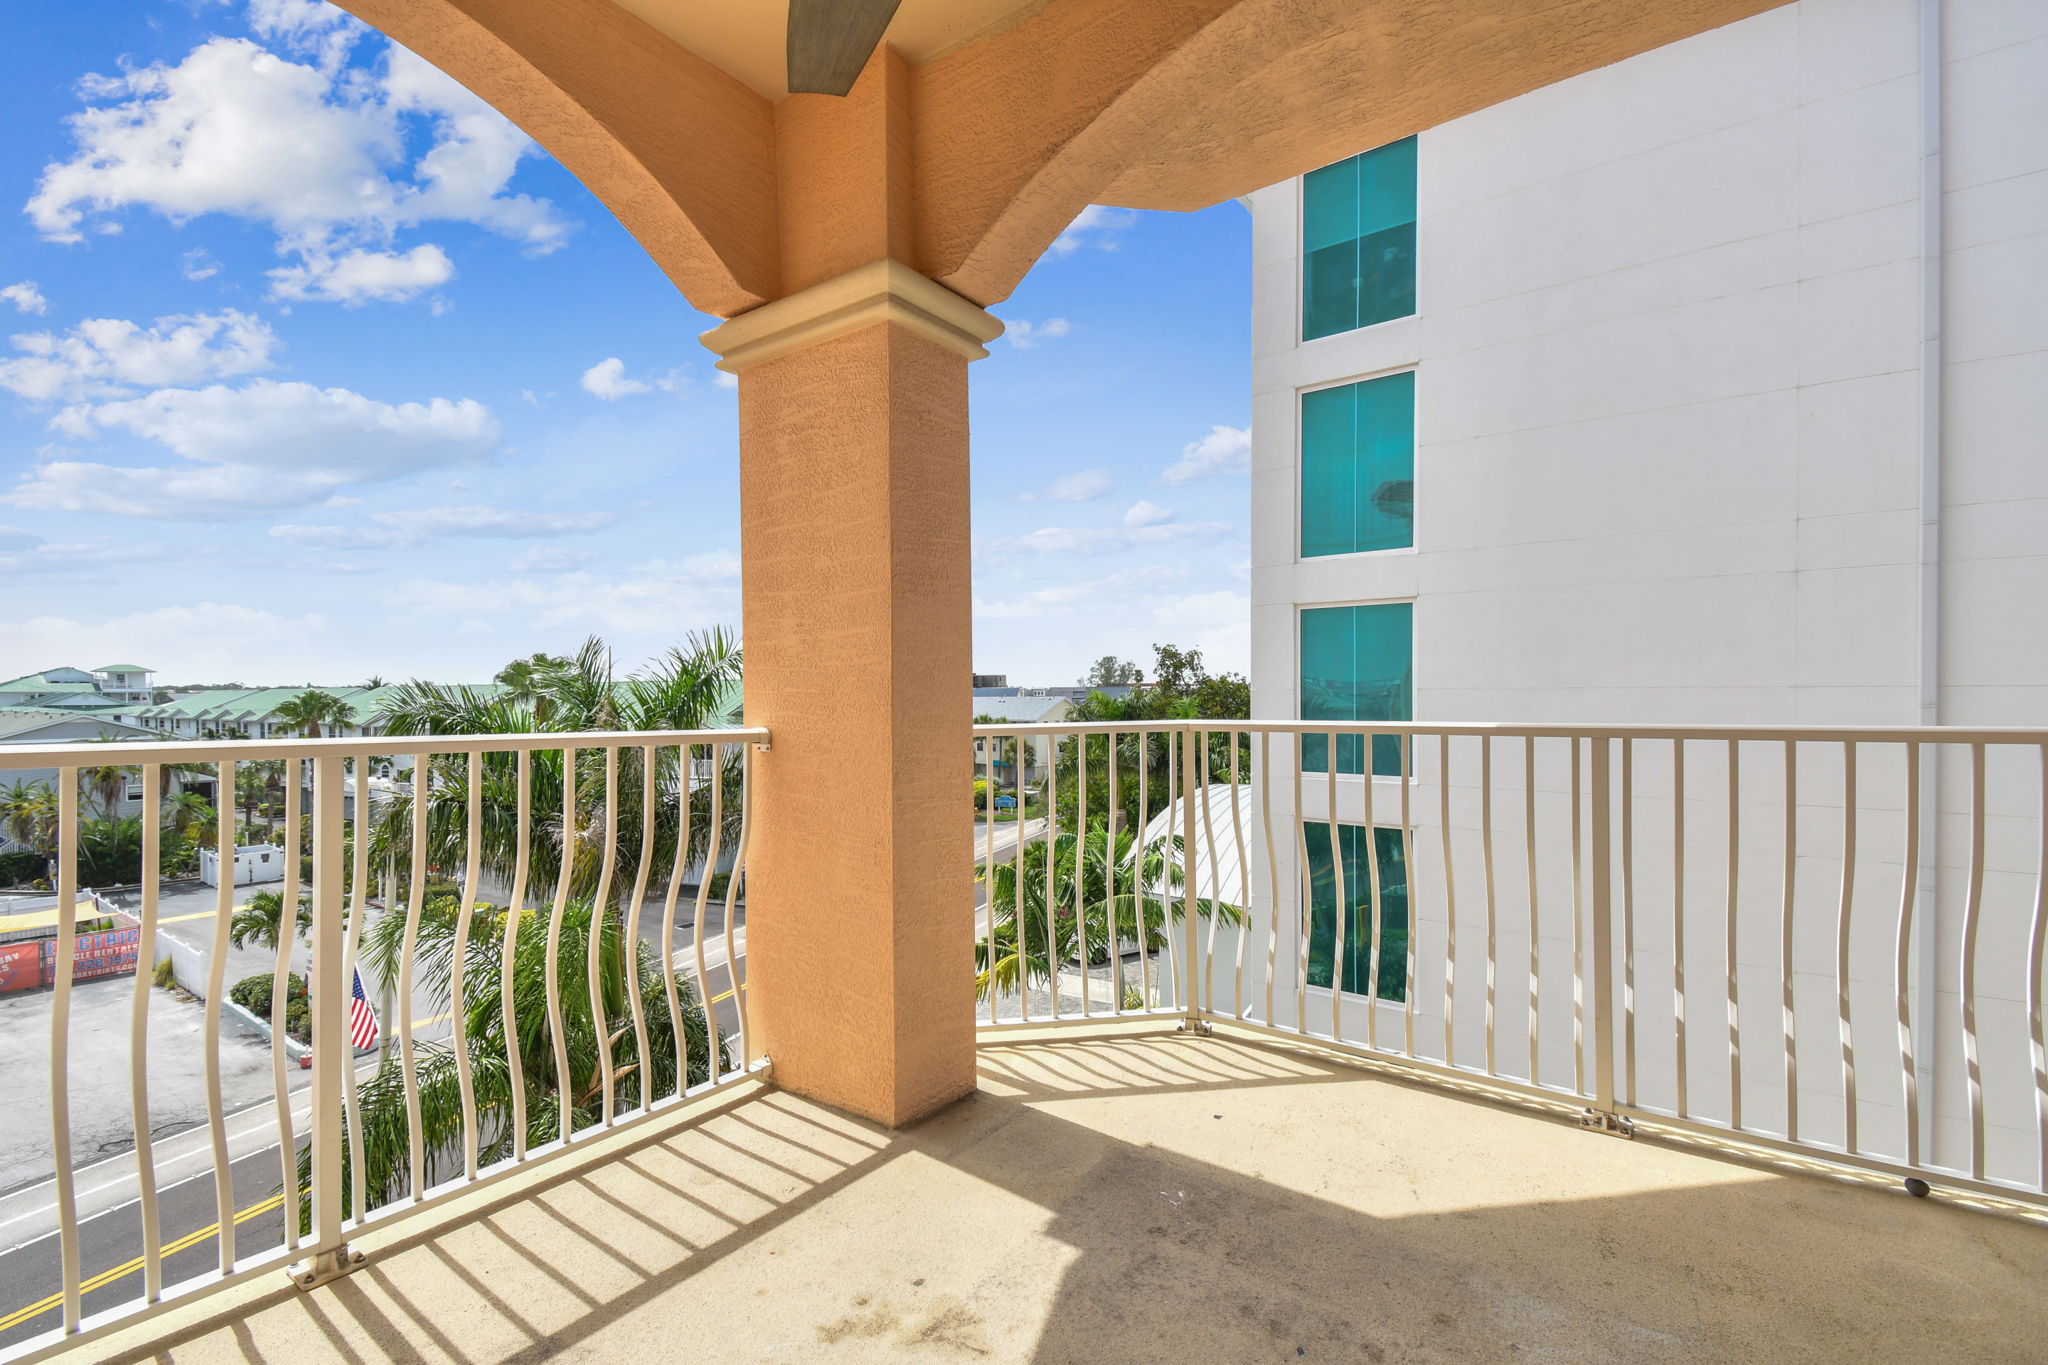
[112,1031,2048,1365]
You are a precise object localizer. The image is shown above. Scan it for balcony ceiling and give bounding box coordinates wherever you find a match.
[89,1033,2048,1363]
[611,0,1052,98]
[337,0,1791,314]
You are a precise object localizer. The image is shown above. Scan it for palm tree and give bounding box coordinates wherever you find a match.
[272,690,358,739]
[371,632,745,912]
[0,782,57,855]
[77,762,131,820]
[166,790,215,847]
[76,817,145,886]
[493,653,569,724]
[977,820,1242,1006]
[299,893,723,1217]
[229,888,312,951]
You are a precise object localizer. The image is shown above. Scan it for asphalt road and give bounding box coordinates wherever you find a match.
[0,886,746,1349]
[0,1144,289,1354]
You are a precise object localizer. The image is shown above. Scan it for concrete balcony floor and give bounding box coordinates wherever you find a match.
[91,1029,2048,1364]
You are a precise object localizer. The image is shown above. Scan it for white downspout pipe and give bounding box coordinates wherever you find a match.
[1913,0,1943,1165]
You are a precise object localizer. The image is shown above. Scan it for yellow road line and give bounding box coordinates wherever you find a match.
[155,909,223,925]
[707,983,747,1006]
[0,1193,284,1331]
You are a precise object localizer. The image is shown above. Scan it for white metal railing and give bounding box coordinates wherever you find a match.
[973,720,2048,1208]
[0,728,764,1362]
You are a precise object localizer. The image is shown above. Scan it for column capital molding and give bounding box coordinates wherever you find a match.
[700,258,1004,373]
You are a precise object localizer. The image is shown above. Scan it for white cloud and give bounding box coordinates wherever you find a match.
[579,356,686,400]
[713,371,738,390]
[0,601,331,678]
[1159,424,1251,485]
[1050,204,1138,255]
[1019,468,1112,503]
[1002,317,1070,349]
[0,531,188,581]
[268,243,453,305]
[1121,499,1172,528]
[1146,590,1249,675]
[580,357,650,401]
[13,379,497,518]
[2,283,47,316]
[27,37,568,302]
[246,0,359,67]
[510,545,597,573]
[0,309,278,402]
[972,583,1094,620]
[397,551,740,632]
[1009,520,1232,556]
[180,249,222,281]
[271,504,613,548]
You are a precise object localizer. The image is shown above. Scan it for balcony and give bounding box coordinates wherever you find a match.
[60,1030,2048,1363]
[2,720,2045,1362]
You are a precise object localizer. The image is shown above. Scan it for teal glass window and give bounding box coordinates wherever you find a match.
[1301,370,1414,557]
[1301,602,1411,776]
[1304,822,1409,1001]
[1302,135,1417,341]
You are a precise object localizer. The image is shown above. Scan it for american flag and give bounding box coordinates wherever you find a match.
[349,968,380,1050]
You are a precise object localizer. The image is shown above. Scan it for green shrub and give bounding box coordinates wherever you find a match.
[229,970,308,1025]
[0,849,44,886]
[152,957,176,989]
[162,840,199,879]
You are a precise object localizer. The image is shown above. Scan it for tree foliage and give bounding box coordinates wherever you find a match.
[977,821,1241,1005]
[369,632,745,911]
[299,893,723,1218]
[273,690,358,739]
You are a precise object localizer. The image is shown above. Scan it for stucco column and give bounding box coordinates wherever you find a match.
[702,260,1003,1126]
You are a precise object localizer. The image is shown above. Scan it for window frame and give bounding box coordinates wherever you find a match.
[1297,135,1420,345]
[1294,597,1416,778]
[1294,364,1419,564]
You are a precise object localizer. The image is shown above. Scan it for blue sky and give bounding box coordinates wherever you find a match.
[0,0,1250,688]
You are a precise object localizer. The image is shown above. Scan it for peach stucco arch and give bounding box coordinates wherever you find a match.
[918,0,1786,306]
[336,0,780,317]
[334,0,1785,316]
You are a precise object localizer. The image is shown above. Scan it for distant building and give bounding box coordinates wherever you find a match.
[0,666,129,714]
[93,665,155,706]
[0,707,209,853]
[971,693,1073,791]
[118,683,494,739]
[973,683,1137,704]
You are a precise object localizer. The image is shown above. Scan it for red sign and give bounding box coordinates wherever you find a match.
[0,942,43,993]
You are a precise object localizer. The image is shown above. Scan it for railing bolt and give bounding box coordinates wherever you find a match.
[1177,1018,1214,1037]
[1578,1108,1635,1138]
[288,1245,365,1289]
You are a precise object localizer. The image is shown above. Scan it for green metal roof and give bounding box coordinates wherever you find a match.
[0,677,100,694]
[95,664,150,674]
[0,709,155,741]
[130,683,499,728]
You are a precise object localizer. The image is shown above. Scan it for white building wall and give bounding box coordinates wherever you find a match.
[1241,1,2047,1186]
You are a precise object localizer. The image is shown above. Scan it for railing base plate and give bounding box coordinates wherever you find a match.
[1578,1109,1636,1138]
[288,1245,365,1290]
[1176,1018,1214,1037]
